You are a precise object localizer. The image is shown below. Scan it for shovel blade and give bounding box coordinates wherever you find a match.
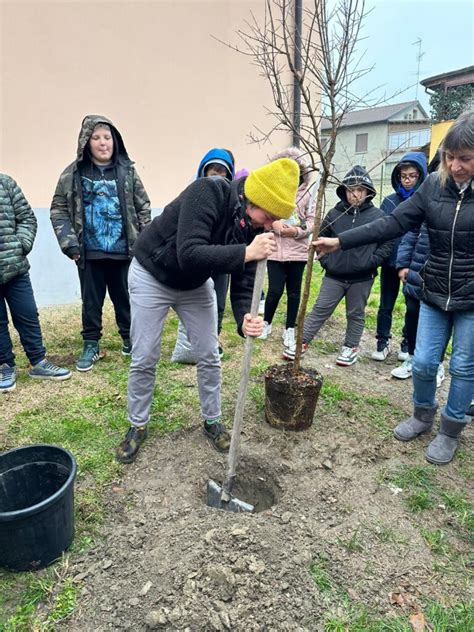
[206,479,254,513]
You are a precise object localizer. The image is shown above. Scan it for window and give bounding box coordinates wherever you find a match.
[355,133,368,153]
[388,128,430,151]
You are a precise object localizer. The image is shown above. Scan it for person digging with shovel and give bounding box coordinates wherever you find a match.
[116,157,300,463]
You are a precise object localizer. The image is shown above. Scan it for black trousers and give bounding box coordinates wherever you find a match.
[78,259,130,342]
[211,273,229,335]
[376,264,407,346]
[404,294,420,355]
[264,261,306,328]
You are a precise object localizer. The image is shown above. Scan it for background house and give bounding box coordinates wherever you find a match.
[421,65,474,122]
[321,101,431,207]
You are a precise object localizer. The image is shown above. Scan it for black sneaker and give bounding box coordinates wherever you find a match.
[122,340,132,356]
[116,426,148,464]
[76,341,101,372]
[218,345,224,359]
[203,421,231,453]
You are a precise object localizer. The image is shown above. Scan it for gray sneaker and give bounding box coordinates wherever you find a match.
[0,363,16,393]
[29,359,71,381]
[336,345,359,366]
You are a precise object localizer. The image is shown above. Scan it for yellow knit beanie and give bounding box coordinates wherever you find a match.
[244,158,299,219]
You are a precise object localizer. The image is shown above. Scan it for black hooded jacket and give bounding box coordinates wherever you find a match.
[133,176,258,332]
[319,167,394,281]
[338,173,474,311]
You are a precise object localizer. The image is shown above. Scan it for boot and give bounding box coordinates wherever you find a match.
[425,414,467,465]
[116,425,148,464]
[393,404,437,442]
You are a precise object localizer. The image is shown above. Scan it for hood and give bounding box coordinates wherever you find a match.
[391,151,428,193]
[197,148,235,180]
[76,114,129,164]
[336,165,376,202]
[271,146,312,187]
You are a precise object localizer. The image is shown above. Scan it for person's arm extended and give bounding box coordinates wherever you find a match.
[338,184,428,251]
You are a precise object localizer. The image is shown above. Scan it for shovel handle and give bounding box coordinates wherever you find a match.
[222,258,267,499]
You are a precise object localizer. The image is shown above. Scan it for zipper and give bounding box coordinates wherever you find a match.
[446,190,464,310]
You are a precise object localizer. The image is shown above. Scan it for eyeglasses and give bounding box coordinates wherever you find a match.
[400,173,419,181]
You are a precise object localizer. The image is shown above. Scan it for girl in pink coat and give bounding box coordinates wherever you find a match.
[258,147,315,357]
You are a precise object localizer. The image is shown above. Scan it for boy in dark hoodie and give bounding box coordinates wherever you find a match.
[50,115,151,371]
[292,166,393,366]
[371,152,427,362]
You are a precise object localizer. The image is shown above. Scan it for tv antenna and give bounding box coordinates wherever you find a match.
[412,38,425,99]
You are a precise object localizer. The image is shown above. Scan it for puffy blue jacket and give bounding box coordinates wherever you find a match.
[396,224,430,301]
[380,152,428,266]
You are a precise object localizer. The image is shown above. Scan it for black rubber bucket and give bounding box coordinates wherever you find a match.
[0,444,77,571]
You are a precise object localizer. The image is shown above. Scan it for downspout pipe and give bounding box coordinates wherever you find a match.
[293,0,303,147]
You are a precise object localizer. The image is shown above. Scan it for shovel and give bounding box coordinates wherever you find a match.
[207,258,267,513]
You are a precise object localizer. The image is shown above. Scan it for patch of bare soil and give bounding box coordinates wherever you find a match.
[65,320,472,631]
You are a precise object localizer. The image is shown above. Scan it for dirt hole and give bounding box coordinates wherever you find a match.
[207,457,281,513]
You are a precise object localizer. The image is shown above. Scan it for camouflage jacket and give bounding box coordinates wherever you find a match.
[50,115,151,267]
[0,173,37,284]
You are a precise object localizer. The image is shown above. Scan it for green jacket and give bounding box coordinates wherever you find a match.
[50,115,151,266]
[0,173,37,284]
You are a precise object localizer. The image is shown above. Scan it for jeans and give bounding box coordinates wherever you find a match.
[0,272,45,366]
[413,302,474,420]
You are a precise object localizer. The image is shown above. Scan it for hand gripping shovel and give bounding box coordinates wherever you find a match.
[207,258,267,513]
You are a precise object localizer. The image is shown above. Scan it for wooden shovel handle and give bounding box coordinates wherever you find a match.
[222,258,267,499]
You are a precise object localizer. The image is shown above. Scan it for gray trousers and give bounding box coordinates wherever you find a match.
[127,259,220,427]
[303,275,374,348]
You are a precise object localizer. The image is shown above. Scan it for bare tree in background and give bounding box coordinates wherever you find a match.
[224,0,373,372]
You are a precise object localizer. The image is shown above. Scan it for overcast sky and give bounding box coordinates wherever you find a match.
[352,0,474,113]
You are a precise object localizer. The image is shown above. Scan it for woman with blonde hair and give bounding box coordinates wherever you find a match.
[314,111,474,465]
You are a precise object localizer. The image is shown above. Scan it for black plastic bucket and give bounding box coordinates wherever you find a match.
[0,444,77,571]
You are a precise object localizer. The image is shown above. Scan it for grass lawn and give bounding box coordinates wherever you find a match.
[0,269,471,630]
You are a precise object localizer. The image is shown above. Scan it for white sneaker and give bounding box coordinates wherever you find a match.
[258,299,265,315]
[258,322,272,340]
[398,350,410,362]
[371,343,390,361]
[391,356,413,380]
[282,328,295,348]
[436,363,445,388]
[336,346,359,366]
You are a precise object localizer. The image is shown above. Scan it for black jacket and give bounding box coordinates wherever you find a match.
[133,177,257,332]
[319,199,394,282]
[396,224,430,302]
[339,174,474,311]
